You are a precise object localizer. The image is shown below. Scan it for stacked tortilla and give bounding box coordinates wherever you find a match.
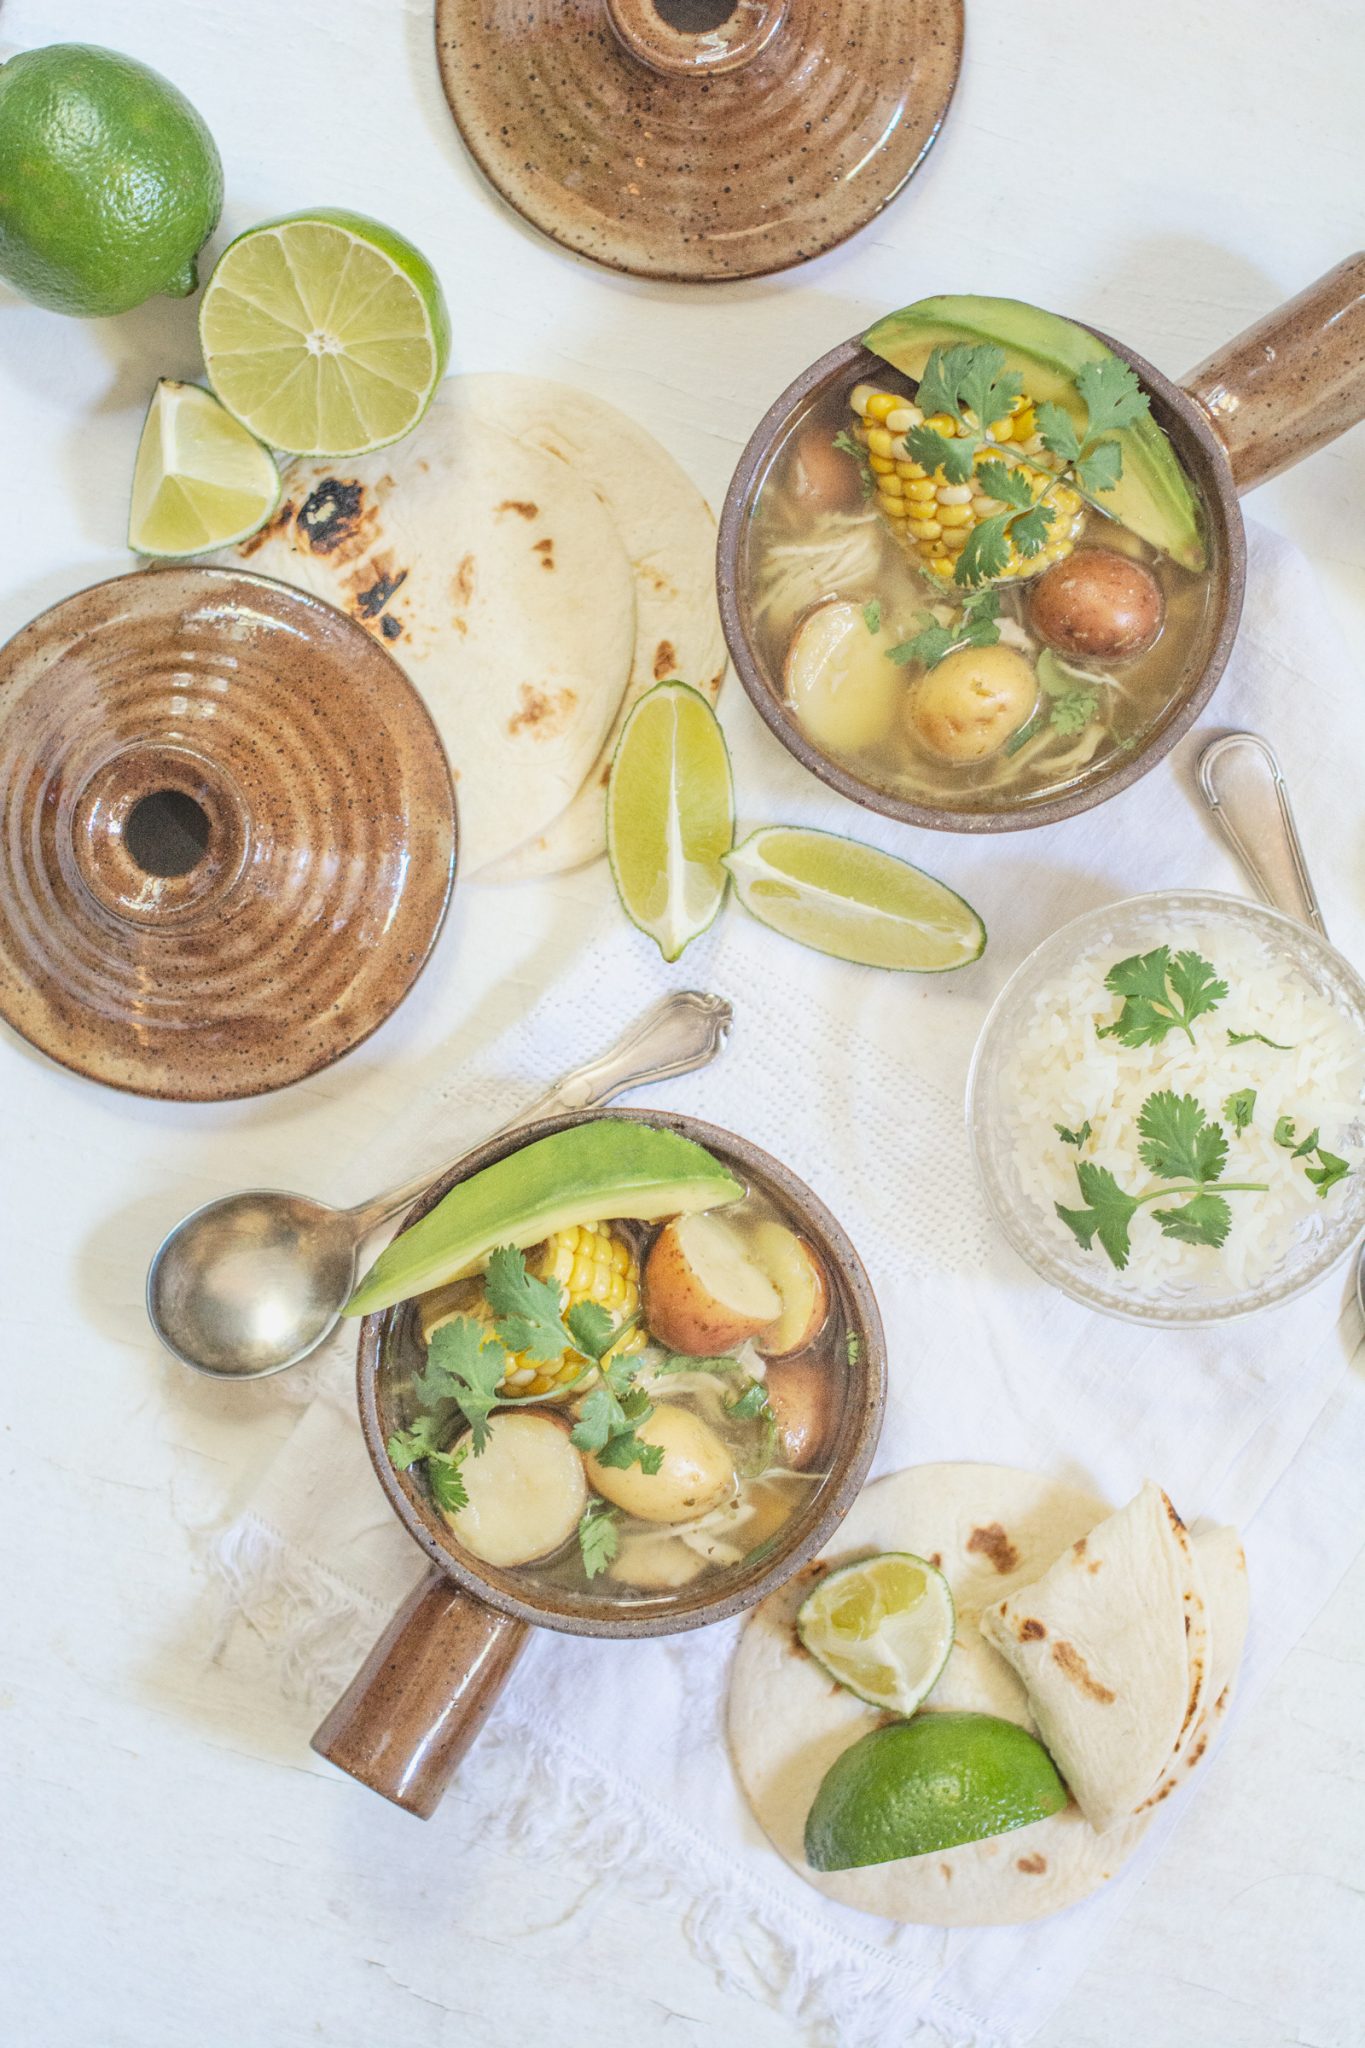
[728,1466,1248,1925]
[223,376,725,877]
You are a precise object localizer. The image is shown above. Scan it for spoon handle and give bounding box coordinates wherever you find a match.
[1196,733,1326,937]
[348,989,733,1235]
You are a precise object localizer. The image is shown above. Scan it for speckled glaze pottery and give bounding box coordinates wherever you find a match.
[311,1109,887,1816]
[433,0,962,281]
[718,253,1365,833]
[0,569,456,1101]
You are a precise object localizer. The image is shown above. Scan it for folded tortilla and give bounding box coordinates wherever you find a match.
[728,1463,1153,1927]
[979,1481,1208,1834]
[457,375,727,883]
[221,388,637,873]
[1136,1522,1249,1812]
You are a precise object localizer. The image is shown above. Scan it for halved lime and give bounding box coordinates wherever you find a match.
[128,380,280,558]
[198,209,451,456]
[798,1553,955,1714]
[724,825,985,972]
[607,681,734,963]
[805,1712,1067,1872]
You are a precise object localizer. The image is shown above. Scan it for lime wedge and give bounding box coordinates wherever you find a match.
[805,1712,1068,1872]
[798,1553,955,1714]
[199,209,451,456]
[723,825,985,972]
[607,681,734,963]
[128,380,280,558]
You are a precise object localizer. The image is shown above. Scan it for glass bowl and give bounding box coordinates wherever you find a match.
[967,891,1365,1324]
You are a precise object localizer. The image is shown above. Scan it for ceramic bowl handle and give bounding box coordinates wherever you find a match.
[605,0,786,76]
[310,1567,529,1817]
[1183,253,1365,493]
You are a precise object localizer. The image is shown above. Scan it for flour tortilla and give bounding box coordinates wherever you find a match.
[728,1463,1155,1926]
[456,376,726,883]
[1137,1523,1249,1811]
[222,388,637,872]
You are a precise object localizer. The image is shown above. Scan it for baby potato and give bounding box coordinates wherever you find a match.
[585,1403,735,1524]
[791,426,866,513]
[750,1219,830,1358]
[763,1357,839,1471]
[442,1411,586,1569]
[905,644,1037,763]
[784,600,903,755]
[643,1212,781,1356]
[1027,547,1164,661]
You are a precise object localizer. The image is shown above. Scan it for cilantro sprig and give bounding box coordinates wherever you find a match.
[898,344,1152,588]
[1004,647,1104,757]
[1273,1119,1351,1199]
[1055,1092,1268,1269]
[1096,946,1228,1048]
[888,587,1000,671]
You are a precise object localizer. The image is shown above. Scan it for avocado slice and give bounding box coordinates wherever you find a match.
[346,1118,742,1316]
[863,295,1207,572]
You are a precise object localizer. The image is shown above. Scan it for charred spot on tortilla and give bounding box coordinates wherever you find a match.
[1072,1536,1087,1557]
[1088,1560,1103,1573]
[939,1863,953,1881]
[507,683,577,739]
[451,554,477,612]
[1017,1617,1047,1641]
[653,639,678,680]
[967,1523,1020,1574]
[1016,1854,1047,1875]
[381,615,403,641]
[297,479,371,556]
[1051,1640,1117,1704]
[1162,1492,1186,1534]
[352,563,409,620]
[928,1552,942,1569]
[497,499,539,520]
[534,538,555,570]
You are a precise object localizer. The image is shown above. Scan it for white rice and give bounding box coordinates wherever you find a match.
[998,920,1365,1301]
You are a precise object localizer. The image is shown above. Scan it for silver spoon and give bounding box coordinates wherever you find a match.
[1196,733,1365,1316]
[146,989,733,1380]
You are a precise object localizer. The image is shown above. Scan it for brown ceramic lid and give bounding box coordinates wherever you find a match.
[0,568,456,1101]
[433,0,962,281]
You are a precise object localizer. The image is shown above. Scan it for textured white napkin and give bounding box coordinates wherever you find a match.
[213,522,1365,2048]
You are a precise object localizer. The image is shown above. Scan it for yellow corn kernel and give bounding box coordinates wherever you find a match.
[878,494,909,520]
[886,406,921,434]
[908,517,942,541]
[926,556,956,580]
[866,427,895,459]
[864,391,900,423]
[924,413,957,437]
[1012,405,1036,441]
[868,453,894,475]
[849,383,877,418]
[907,478,937,502]
[893,459,918,479]
[988,416,1014,441]
[936,501,972,528]
[879,473,904,497]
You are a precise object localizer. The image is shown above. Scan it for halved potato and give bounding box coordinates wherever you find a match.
[643,1211,781,1356]
[442,1411,586,1568]
[585,1404,734,1523]
[764,1357,838,1471]
[784,599,903,754]
[751,1219,829,1357]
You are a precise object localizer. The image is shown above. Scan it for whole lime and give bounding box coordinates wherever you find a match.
[804,1712,1068,1872]
[0,43,223,317]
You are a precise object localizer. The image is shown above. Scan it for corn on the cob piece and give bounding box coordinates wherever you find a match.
[420,1222,644,1402]
[846,385,1085,584]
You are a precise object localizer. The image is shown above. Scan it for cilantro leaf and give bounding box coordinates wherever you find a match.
[387,1412,449,1469]
[1056,1161,1139,1270]
[974,459,1034,512]
[1034,401,1080,463]
[484,1243,575,1361]
[1097,947,1225,1047]
[1009,503,1055,558]
[564,1297,619,1361]
[570,1379,662,1474]
[1050,686,1099,735]
[569,1384,627,1455]
[1056,1120,1093,1148]
[1223,1088,1256,1133]
[1151,1192,1233,1249]
[417,1316,509,1452]
[862,598,881,635]
[1228,1029,1294,1049]
[1138,1091,1228,1184]
[915,343,980,423]
[955,512,1013,586]
[1305,1148,1351,1198]
[1075,356,1151,441]
[1292,1126,1322,1160]
[888,618,954,669]
[578,1505,619,1579]
[903,422,974,484]
[726,1379,772,1421]
[651,1351,742,1375]
[1076,439,1123,495]
[593,1431,665,1475]
[1168,950,1230,1024]
[426,1447,470,1515]
[958,348,1024,436]
[1274,1116,1297,1148]
[961,587,1000,629]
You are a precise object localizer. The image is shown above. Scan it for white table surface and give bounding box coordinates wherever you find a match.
[3,2,1364,2042]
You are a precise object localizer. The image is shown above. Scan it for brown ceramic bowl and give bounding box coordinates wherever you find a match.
[717,256,1365,834]
[312,1107,886,1815]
